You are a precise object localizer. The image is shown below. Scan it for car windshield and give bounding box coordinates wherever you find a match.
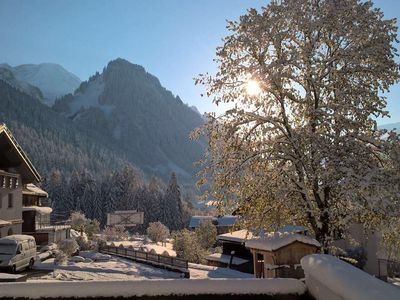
[0,244,17,255]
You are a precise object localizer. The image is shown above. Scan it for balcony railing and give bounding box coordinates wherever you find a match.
[36,220,71,231]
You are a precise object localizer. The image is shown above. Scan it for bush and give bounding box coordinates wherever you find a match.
[54,251,68,265]
[76,236,94,251]
[58,239,79,257]
[103,226,129,241]
[85,219,100,238]
[70,211,100,239]
[70,212,86,234]
[172,229,208,264]
[195,220,217,249]
[92,234,107,251]
[147,222,170,244]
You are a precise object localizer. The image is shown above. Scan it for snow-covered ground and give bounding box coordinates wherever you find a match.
[108,239,176,256]
[189,263,253,279]
[31,251,251,281]
[32,252,182,281]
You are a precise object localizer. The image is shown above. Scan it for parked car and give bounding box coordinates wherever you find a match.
[0,235,36,272]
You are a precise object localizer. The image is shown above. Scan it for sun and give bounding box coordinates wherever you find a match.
[246,80,262,96]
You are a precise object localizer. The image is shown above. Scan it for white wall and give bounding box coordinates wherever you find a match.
[332,223,384,276]
[0,174,22,237]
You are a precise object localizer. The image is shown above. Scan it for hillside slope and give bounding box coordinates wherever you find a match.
[54,58,205,183]
[0,79,128,178]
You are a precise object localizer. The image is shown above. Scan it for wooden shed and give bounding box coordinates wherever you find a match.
[206,229,254,273]
[245,233,320,279]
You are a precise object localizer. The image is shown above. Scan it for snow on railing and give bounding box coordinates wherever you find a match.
[0,278,307,298]
[301,254,400,300]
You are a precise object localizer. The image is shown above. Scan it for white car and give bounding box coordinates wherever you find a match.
[0,235,36,273]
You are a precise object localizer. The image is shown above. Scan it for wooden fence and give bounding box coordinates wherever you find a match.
[99,244,190,278]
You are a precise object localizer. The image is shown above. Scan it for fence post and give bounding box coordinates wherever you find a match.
[378,259,381,278]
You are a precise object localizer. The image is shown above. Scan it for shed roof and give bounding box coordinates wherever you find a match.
[278,225,308,234]
[22,184,48,197]
[245,233,320,252]
[217,229,253,243]
[0,124,41,183]
[189,215,237,228]
[217,226,309,244]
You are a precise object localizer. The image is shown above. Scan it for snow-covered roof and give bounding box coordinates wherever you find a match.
[245,233,320,251]
[277,225,308,234]
[217,230,253,243]
[22,183,48,197]
[0,124,41,183]
[301,254,400,300]
[189,215,237,228]
[0,235,35,244]
[206,253,249,265]
[0,219,11,227]
[22,206,52,214]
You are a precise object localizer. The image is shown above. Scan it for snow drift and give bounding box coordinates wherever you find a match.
[301,254,400,300]
[0,278,306,298]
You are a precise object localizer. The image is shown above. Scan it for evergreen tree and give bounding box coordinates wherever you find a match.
[164,173,184,231]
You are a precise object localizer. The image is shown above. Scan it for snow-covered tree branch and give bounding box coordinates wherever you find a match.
[195,0,400,251]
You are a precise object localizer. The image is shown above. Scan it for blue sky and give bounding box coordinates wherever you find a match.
[0,0,398,124]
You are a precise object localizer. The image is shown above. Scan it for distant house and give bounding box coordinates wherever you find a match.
[332,223,387,278]
[245,233,320,279]
[0,124,40,238]
[22,183,70,246]
[189,215,237,234]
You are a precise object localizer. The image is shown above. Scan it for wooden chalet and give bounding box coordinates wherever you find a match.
[0,124,40,238]
[0,124,70,245]
[245,232,320,279]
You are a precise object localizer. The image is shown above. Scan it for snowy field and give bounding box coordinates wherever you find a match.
[108,239,176,256]
[32,253,182,281]
[30,251,252,281]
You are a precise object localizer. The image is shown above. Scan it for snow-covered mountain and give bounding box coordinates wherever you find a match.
[53,58,205,183]
[0,66,43,100]
[379,122,400,132]
[0,63,81,105]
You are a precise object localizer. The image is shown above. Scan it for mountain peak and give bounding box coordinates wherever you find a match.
[53,58,205,182]
[5,63,82,105]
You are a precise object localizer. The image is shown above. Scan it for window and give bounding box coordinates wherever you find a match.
[8,194,13,208]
